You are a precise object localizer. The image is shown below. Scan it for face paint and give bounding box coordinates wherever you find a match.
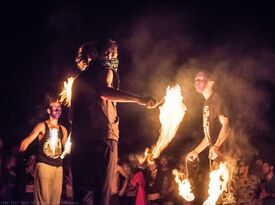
[49,103,62,119]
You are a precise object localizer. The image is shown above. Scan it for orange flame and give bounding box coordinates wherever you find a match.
[60,133,72,159]
[59,77,75,107]
[138,85,187,164]
[203,162,229,205]
[173,169,195,201]
[136,148,150,165]
[151,84,187,159]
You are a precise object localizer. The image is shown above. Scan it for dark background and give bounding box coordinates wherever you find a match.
[1,1,275,160]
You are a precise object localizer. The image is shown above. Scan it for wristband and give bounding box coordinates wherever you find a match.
[213,145,219,149]
[193,150,199,155]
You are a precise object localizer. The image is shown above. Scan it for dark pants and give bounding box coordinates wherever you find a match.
[192,152,210,205]
[71,139,118,205]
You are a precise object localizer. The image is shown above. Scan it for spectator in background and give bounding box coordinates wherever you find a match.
[110,163,129,205]
[158,155,176,205]
[145,160,161,205]
[121,160,137,205]
[234,158,260,205]
[0,155,18,202]
[257,160,275,205]
[131,165,147,205]
[251,154,264,180]
[18,154,36,204]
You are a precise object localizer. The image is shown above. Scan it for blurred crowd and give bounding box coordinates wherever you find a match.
[0,136,274,205]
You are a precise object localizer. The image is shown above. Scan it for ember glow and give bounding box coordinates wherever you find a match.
[173,169,195,202]
[59,77,75,107]
[203,162,230,205]
[49,128,58,155]
[151,84,187,159]
[60,133,72,159]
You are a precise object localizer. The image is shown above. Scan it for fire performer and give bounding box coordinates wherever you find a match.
[71,39,158,205]
[19,98,68,205]
[186,70,230,203]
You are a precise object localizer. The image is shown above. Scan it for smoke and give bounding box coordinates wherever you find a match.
[118,9,275,158]
[188,48,275,158]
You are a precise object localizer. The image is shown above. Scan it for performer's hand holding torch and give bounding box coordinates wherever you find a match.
[138,96,158,109]
[186,136,210,161]
[208,146,219,160]
[186,146,220,162]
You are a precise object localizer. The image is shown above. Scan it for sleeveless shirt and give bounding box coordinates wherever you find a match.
[37,122,63,167]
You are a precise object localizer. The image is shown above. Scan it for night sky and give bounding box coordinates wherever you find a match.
[1,1,275,159]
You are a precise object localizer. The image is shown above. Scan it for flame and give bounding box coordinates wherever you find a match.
[59,77,75,107]
[203,162,230,205]
[138,85,187,164]
[137,148,150,165]
[60,133,72,159]
[49,128,58,155]
[173,169,195,201]
[151,84,187,159]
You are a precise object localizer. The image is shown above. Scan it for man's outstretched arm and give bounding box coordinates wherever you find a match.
[97,68,158,108]
[99,86,157,108]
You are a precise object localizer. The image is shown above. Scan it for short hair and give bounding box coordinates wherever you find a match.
[46,95,61,108]
[195,69,213,81]
[263,159,274,167]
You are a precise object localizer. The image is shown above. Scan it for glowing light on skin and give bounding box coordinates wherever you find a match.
[203,162,230,205]
[173,169,195,202]
[59,77,75,107]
